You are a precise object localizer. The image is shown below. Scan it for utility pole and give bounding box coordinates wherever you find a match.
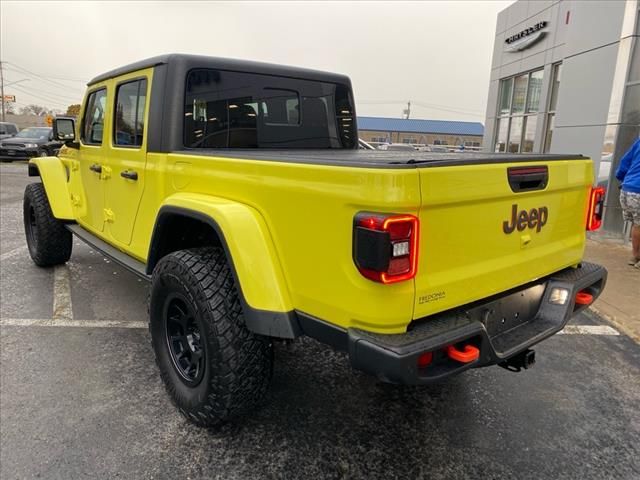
[406,101,410,119]
[1,60,5,122]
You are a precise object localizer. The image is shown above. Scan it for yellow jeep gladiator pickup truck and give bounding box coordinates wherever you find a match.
[24,54,607,427]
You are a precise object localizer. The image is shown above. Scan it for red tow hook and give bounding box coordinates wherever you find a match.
[446,344,480,363]
[575,291,594,306]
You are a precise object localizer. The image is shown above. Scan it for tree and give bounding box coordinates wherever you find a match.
[20,104,46,116]
[66,104,81,117]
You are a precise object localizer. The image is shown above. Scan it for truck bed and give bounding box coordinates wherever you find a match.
[177,149,585,168]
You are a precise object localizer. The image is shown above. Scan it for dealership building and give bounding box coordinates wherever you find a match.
[358,117,484,148]
[483,0,639,235]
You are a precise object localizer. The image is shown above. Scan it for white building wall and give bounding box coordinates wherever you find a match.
[484,0,629,163]
[484,0,639,235]
[551,2,628,166]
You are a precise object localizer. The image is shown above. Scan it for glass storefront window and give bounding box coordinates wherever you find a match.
[511,74,528,114]
[494,68,544,153]
[508,116,523,153]
[522,115,537,153]
[548,63,562,112]
[495,117,509,152]
[499,78,513,115]
[621,83,640,124]
[543,63,563,152]
[543,114,555,153]
[629,37,639,82]
[527,70,544,113]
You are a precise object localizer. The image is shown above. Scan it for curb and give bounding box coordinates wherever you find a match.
[589,305,640,344]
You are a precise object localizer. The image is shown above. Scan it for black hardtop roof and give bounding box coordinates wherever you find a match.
[88,53,351,86]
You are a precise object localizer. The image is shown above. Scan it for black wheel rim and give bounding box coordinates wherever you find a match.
[164,294,205,386]
[26,205,38,250]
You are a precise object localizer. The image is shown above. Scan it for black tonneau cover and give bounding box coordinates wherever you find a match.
[175,149,586,169]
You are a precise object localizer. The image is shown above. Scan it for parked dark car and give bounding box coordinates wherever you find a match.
[0,122,19,140]
[0,127,63,161]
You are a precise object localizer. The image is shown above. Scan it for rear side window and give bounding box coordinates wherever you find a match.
[184,69,355,149]
[114,78,148,147]
[81,89,107,145]
[0,124,17,134]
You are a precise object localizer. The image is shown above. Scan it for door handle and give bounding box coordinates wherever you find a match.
[89,164,102,174]
[120,170,138,181]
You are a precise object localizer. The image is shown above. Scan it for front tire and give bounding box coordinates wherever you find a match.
[149,247,273,427]
[23,183,72,267]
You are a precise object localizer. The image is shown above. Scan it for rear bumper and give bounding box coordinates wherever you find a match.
[299,262,607,385]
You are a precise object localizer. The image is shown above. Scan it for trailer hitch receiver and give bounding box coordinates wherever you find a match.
[499,349,536,372]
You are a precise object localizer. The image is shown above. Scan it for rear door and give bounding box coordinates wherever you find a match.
[413,159,593,319]
[104,71,151,246]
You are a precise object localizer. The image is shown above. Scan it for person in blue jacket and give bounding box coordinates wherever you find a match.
[615,136,640,268]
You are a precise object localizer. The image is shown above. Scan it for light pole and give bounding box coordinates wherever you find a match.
[0,68,29,120]
[1,61,5,122]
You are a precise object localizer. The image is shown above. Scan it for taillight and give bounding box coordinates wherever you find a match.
[586,186,605,231]
[353,212,419,284]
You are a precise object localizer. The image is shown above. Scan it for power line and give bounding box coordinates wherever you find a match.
[4,62,88,90]
[9,82,81,103]
[411,101,483,116]
[9,85,69,109]
[358,99,483,116]
[3,65,87,85]
[10,84,70,104]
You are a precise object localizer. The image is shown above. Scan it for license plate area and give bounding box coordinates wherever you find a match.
[473,283,546,338]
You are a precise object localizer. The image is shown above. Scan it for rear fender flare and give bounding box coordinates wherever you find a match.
[148,193,298,338]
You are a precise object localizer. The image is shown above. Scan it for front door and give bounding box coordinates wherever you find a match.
[104,73,150,246]
[72,87,109,233]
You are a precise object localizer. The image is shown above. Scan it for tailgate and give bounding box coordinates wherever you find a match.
[413,159,593,319]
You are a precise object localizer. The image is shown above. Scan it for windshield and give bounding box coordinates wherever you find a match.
[184,69,356,149]
[15,128,50,139]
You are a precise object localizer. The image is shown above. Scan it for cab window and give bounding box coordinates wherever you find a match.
[184,69,355,149]
[81,89,107,145]
[114,79,147,147]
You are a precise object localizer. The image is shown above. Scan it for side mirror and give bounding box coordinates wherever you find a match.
[53,117,79,148]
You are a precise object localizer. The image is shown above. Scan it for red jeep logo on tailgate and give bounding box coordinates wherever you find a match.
[503,204,548,234]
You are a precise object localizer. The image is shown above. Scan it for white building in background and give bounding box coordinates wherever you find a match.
[483,0,639,235]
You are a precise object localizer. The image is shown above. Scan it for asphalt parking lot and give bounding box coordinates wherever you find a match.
[1,161,639,479]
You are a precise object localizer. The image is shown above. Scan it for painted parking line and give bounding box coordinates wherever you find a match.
[0,245,27,262]
[0,318,620,335]
[0,318,147,329]
[0,263,622,336]
[53,265,73,321]
[559,325,620,335]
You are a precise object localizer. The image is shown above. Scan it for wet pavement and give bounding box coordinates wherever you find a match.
[1,162,639,479]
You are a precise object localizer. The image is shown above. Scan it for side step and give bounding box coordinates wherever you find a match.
[66,224,150,281]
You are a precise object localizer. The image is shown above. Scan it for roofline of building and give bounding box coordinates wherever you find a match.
[357,115,483,126]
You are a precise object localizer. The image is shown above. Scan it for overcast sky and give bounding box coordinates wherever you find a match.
[1,0,512,123]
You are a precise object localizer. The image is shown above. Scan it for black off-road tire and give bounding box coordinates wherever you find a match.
[23,182,72,267]
[149,247,273,427]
